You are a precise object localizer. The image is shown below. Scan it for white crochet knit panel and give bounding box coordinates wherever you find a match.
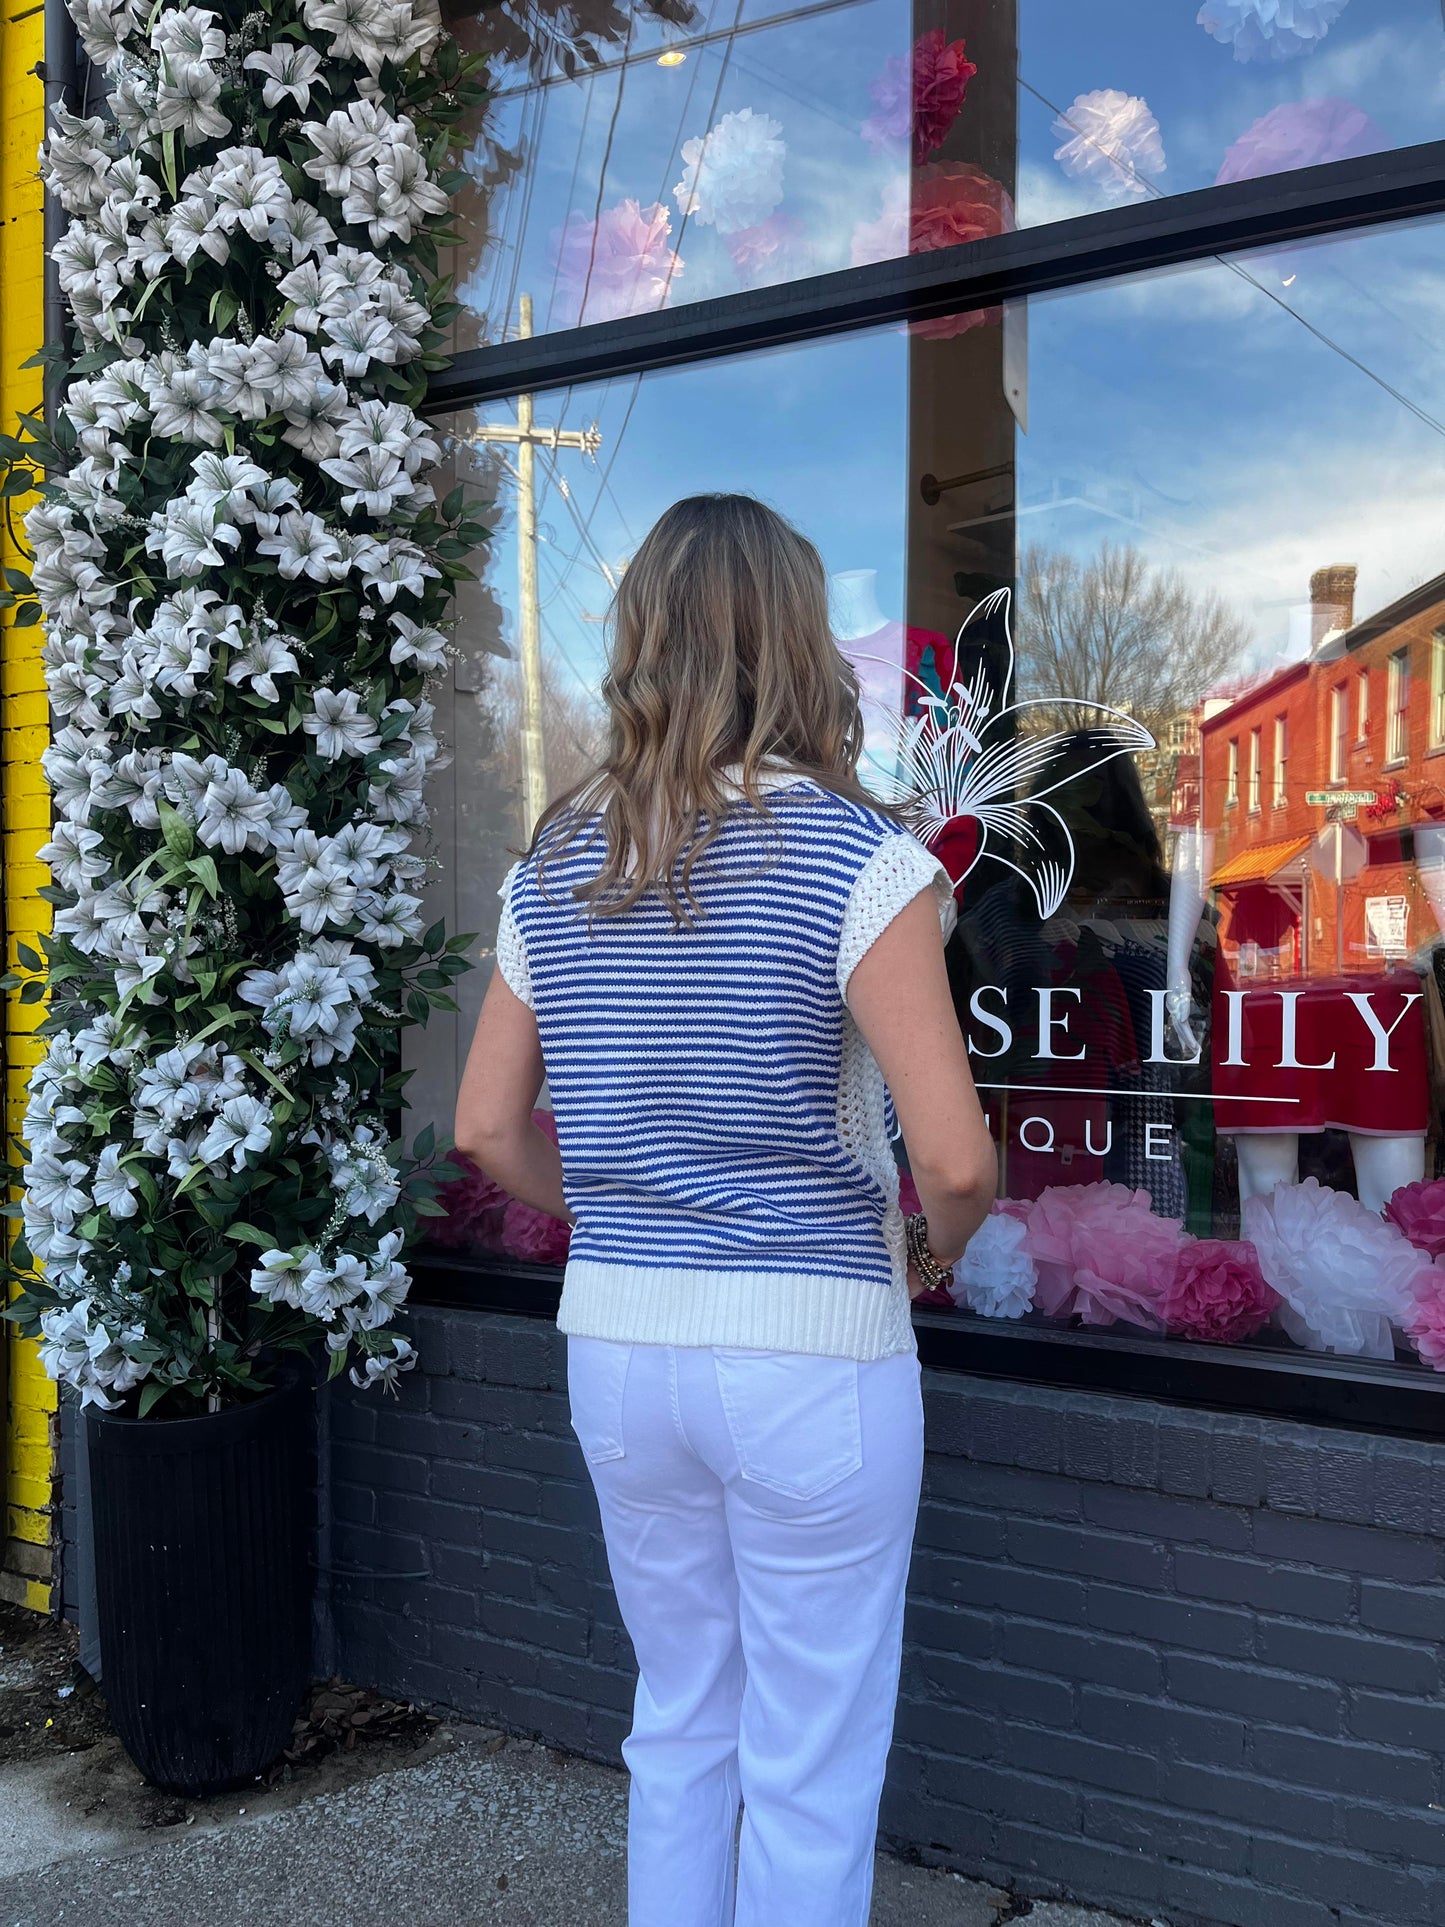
[835,833,958,1283]
[836,831,957,998]
[495,862,534,1007]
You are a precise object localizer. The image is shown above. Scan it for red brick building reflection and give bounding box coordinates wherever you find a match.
[1197,567,1445,980]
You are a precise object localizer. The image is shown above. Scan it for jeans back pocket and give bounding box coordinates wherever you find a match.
[567,1337,632,1465]
[714,1351,862,1500]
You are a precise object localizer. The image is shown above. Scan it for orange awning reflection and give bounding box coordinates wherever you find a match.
[1210,834,1313,890]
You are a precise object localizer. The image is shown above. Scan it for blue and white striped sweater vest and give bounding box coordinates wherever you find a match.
[498,779,953,1361]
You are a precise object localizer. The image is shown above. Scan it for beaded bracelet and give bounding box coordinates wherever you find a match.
[904,1212,952,1293]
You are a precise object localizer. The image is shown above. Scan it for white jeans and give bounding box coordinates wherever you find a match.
[566,1336,924,1927]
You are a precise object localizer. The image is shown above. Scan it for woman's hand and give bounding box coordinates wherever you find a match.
[849,888,997,1265]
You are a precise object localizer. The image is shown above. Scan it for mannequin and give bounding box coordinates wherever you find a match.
[830,568,890,644]
[1234,1129,1423,1217]
[830,569,907,785]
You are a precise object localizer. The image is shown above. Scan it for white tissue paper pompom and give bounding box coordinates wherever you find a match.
[1241,1177,1432,1359]
[1197,0,1349,63]
[949,1211,1037,1320]
[673,108,785,236]
[1052,90,1166,202]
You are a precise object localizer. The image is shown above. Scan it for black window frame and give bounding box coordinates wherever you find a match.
[420,130,1445,1432]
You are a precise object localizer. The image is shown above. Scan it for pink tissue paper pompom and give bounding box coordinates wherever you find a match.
[1384,1178,1445,1261]
[1161,1239,1278,1345]
[1404,1267,1445,1371]
[1216,98,1384,185]
[431,1152,507,1251]
[550,199,681,326]
[501,1198,571,1266]
[1023,1182,1182,1329]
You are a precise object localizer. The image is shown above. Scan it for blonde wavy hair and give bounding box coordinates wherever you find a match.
[531,493,885,924]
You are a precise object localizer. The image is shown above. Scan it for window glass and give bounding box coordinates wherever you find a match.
[418,213,1445,1376]
[443,0,1441,347]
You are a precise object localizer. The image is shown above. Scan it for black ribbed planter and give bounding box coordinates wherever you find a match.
[87,1375,314,1795]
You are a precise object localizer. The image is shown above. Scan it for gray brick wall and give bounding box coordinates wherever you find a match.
[321,1306,1445,1926]
[51,1298,1441,1927]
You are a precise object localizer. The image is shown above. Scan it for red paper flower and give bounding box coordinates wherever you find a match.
[911,164,1014,340]
[1161,1239,1278,1345]
[1385,1179,1445,1261]
[862,31,977,166]
[912,32,977,163]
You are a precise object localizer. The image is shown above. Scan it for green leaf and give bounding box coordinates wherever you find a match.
[12,601,41,628]
[413,1120,435,1161]
[188,855,221,898]
[138,1382,170,1418]
[157,799,194,859]
[3,568,31,595]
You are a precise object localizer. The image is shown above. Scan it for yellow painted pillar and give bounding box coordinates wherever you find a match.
[1,0,55,1614]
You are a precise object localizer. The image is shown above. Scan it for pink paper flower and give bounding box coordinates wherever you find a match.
[725,214,810,289]
[433,1110,566,1261]
[1384,1179,1445,1261]
[1161,1239,1278,1345]
[862,31,977,166]
[1216,98,1384,184]
[550,199,682,326]
[1023,1183,1182,1329]
[1404,1267,1445,1371]
[501,1198,571,1265]
[431,1153,508,1251]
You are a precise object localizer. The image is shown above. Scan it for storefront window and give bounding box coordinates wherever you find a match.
[415,209,1445,1376]
[441,0,1442,347]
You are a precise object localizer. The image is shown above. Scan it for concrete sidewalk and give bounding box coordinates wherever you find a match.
[0,1725,1152,1927]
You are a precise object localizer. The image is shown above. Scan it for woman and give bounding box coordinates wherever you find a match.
[454,494,996,1927]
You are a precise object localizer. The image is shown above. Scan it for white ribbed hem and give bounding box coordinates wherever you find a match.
[557,1259,917,1361]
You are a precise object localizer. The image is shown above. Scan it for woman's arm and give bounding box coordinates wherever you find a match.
[847,888,997,1270]
[453,971,572,1221]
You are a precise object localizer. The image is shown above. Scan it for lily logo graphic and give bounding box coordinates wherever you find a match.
[858,587,1156,917]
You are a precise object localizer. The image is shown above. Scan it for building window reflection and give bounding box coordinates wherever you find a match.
[1273,715,1288,810]
[1387,647,1410,765]
[1430,632,1445,751]
[1329,683,1348,783]
[1248,725,1262,813]
[1226,737,1239,806]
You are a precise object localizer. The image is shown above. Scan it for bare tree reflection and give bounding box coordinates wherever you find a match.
[1018,541,1250,734]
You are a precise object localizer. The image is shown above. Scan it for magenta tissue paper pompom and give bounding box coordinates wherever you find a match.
[1161,1239,1278,1345]
[1404,1268,1445,1371]
[1384,1178,1445,1261]
[501,1198,571,1266]
[1023,1183,1182,1329]
[431,1153,507,1251]
[500,1108,570,1264]
[1216,98,1383,184]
